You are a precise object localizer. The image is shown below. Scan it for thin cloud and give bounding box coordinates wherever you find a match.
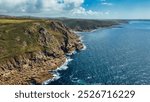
[101,2,113,6]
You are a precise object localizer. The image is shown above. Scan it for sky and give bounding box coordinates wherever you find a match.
[0,0,150,19]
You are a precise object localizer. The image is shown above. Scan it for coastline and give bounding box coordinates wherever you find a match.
[42,32,87,85]
[0,19,84,85]
[43,22,126,85]
[42,57,72,85]
[0,17,127,85]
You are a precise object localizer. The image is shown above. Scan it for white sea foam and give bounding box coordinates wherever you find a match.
[81,44,87,50]
[90,29,97,32]
[79,35,87,51]
[56,57,73,71]
[71,77,79,83]
[79,35,83,41]
[66,50,77,56]
[42,57,73,85]
[42,71,60,85]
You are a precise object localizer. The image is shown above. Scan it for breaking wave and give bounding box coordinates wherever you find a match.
[42,57,73,85]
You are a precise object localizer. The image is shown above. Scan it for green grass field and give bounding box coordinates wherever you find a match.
[0,19,33,24]
[0,18,45,61]
[0,18,71,62]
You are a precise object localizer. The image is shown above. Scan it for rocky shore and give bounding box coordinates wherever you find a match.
[0,17,126,85]
[0,19,83,85]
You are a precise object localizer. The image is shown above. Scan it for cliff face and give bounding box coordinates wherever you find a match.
[0,19,83,85]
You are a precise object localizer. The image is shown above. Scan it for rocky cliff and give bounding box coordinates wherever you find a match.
[0,19,83,85]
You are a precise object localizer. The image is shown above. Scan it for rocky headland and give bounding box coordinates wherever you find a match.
[0,17,126,85]
[0,19,83,85]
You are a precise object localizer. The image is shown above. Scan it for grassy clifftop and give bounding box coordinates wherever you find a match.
[0,17,126,85]
[0,18,83,84]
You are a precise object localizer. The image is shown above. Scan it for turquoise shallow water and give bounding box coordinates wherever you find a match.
[48,21,150,85]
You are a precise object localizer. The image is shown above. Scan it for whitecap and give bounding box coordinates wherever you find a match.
[71,77,87,85]
[87,76,92,79]
[71,77,79,83]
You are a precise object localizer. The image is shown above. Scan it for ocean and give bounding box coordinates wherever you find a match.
[46,21,150,85]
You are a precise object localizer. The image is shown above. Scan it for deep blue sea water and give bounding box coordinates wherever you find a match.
[48,21,150,85]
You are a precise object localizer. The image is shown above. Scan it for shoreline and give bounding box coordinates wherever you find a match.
[42,33,87,85]
[42,57,72,85]
[0,19,85,85]
[71,21,128,33]
[43,23,125,85]
[0,18,126,85]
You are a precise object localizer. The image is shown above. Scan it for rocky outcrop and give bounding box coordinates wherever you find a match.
[0,53,66,84]
[0,20,83,85]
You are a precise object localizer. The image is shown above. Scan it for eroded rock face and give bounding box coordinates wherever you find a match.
[39,27,50,46]
[0,20,83,85]
[0,52,66,85]
[51,22,83,52]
